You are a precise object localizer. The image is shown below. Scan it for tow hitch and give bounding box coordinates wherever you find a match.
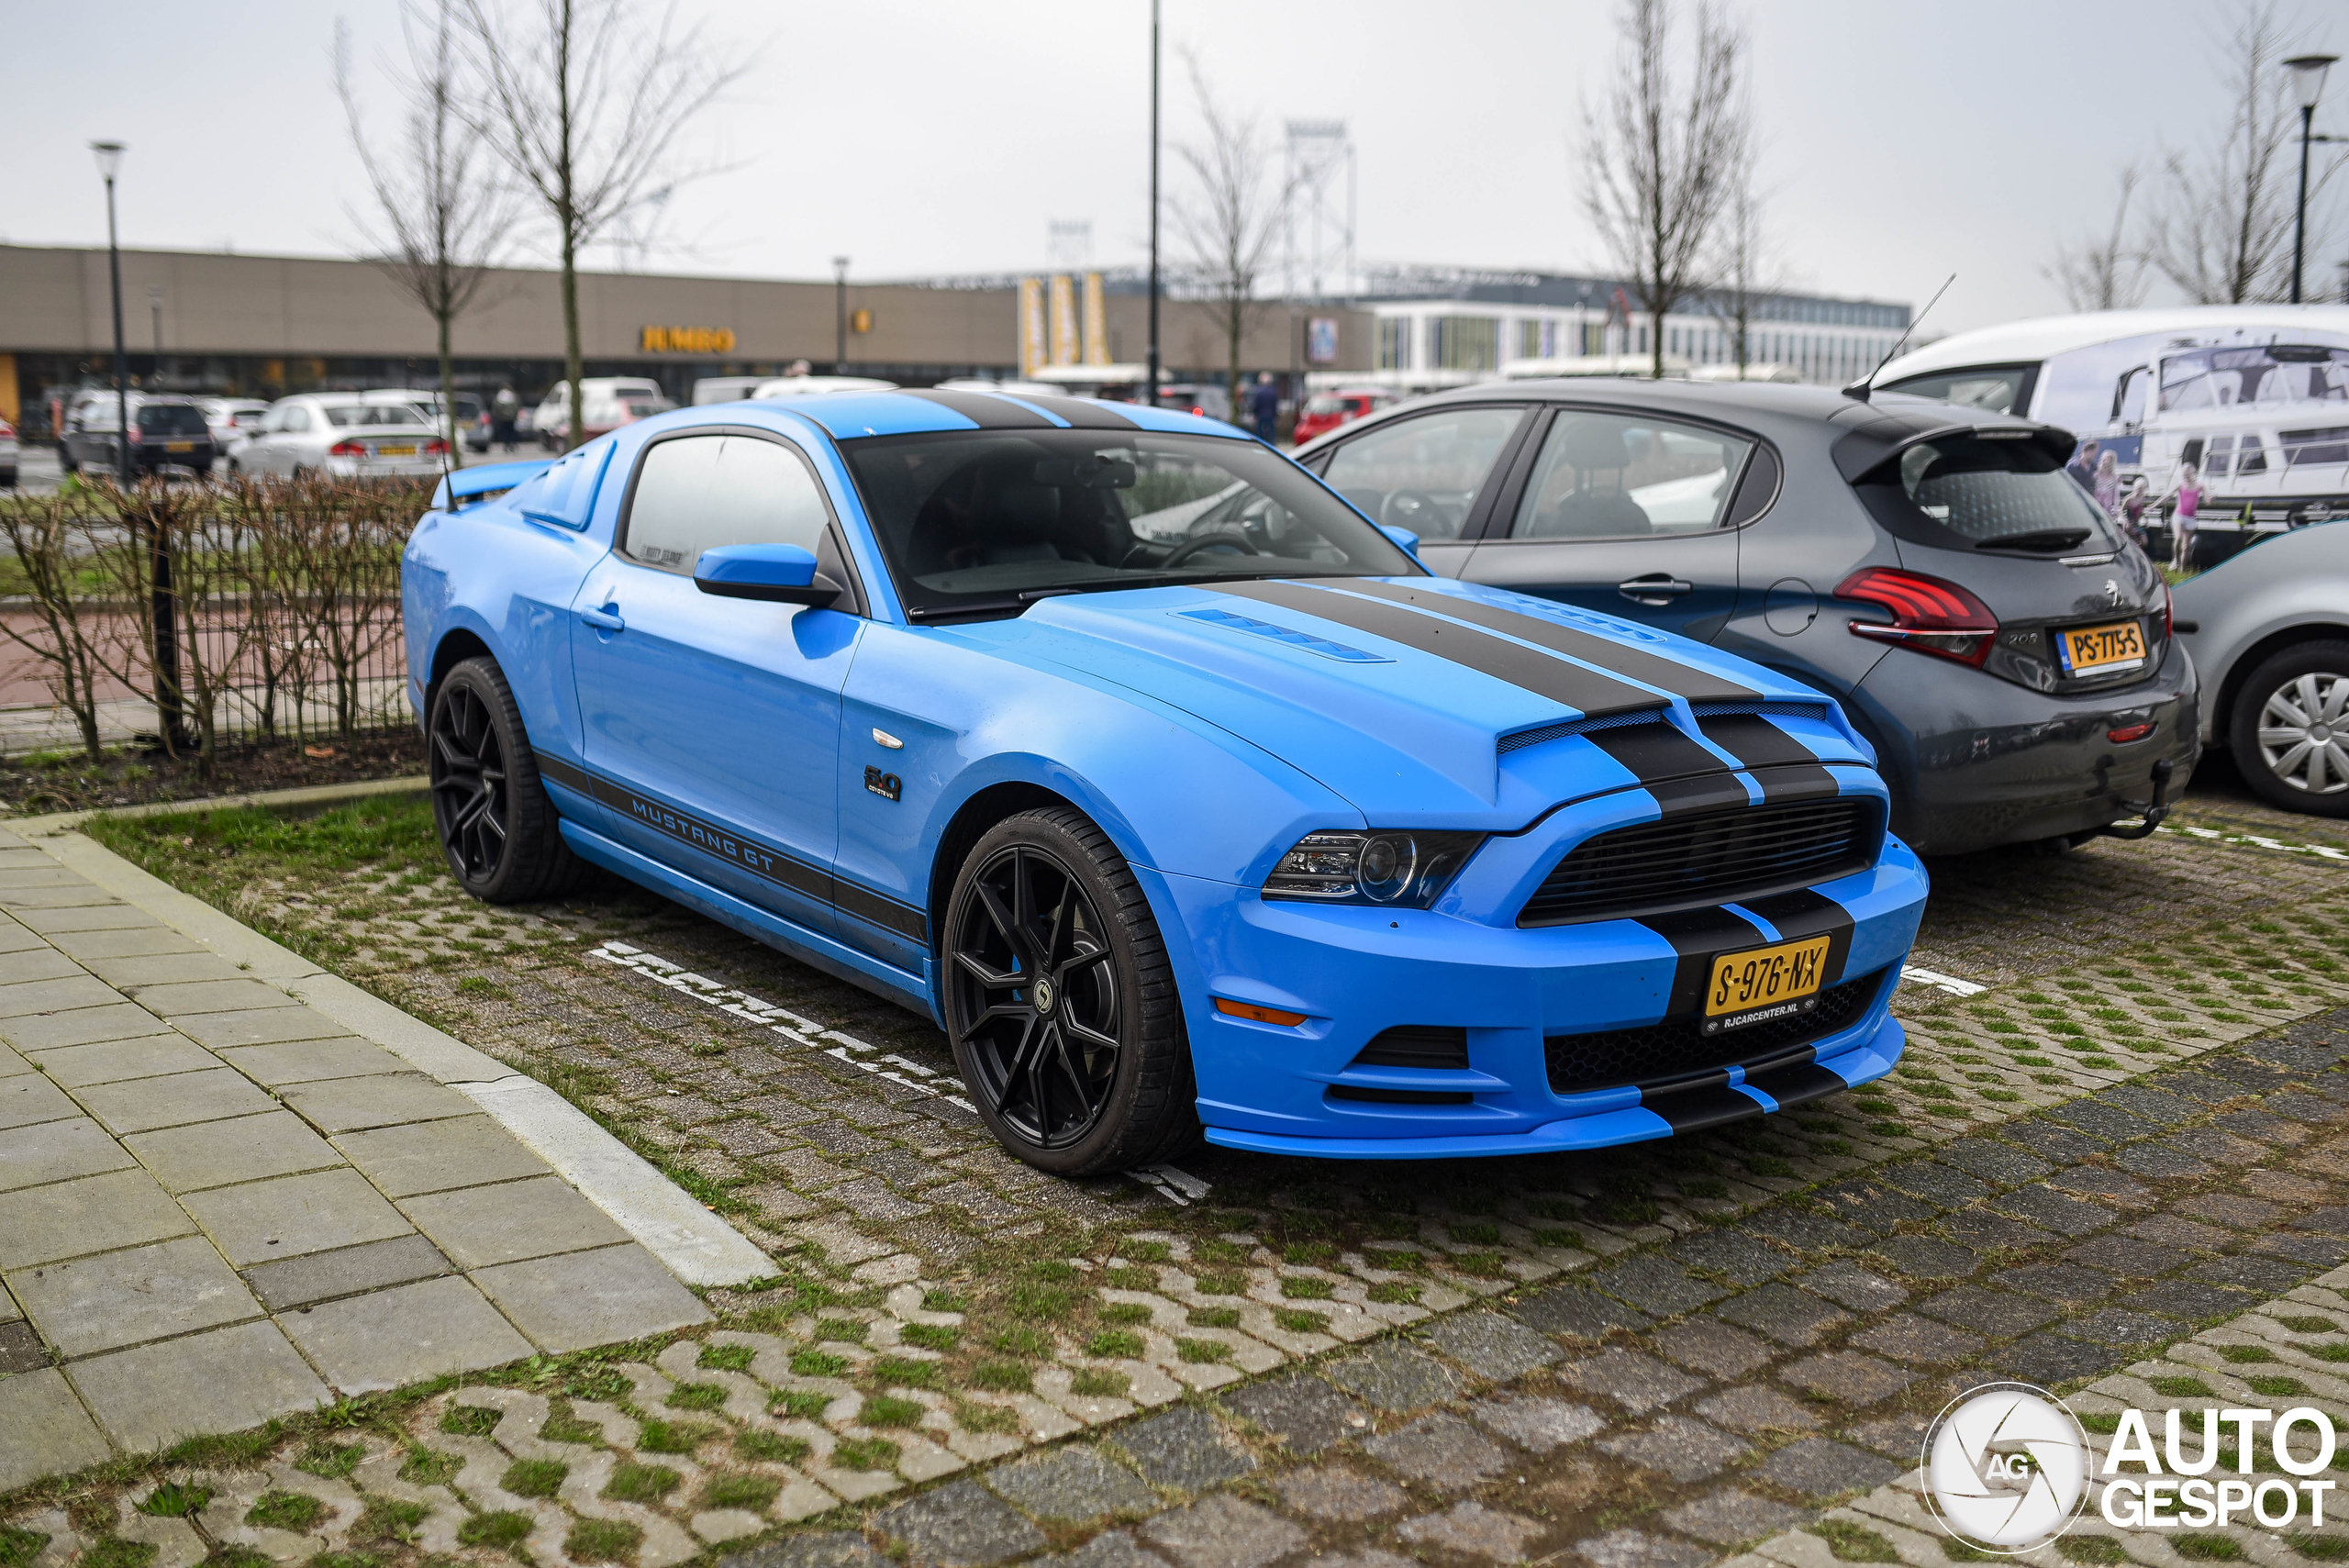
[2094,757,2175,841]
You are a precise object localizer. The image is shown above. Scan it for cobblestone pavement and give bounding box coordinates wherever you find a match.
[2,787,2334,1567]
[0,826,713,1494]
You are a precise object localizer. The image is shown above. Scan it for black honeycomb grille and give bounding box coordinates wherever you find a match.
[1543,969,1885,1096]
[1519,798,1878,927]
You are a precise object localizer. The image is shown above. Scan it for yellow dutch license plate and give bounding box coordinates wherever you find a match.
[1702,935,1832,1035]
[165,441,195,452]
[377,444,417,458]
[2058,618,2146,677]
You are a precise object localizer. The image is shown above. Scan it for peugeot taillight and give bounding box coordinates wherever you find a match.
[1834,567,1998,668]
[328,439,369,458]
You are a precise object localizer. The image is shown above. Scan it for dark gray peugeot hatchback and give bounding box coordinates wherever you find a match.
[1291,380,2198,855]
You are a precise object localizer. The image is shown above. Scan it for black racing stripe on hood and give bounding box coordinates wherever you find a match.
[897,388,1055,428]
[1331,578,1758,704]
[1738,887,1856,988]
[1208,580,1666,720]
[1636,905,1768,1018]
[1584,723,1739,798]
[1013,394,1138,429]
[1697,714,1836,803]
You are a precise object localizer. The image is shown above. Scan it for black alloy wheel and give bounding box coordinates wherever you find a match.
[944,809,1196,1174]
[428,657,583,901]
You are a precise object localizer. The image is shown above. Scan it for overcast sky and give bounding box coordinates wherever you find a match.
[4,0,2343,336]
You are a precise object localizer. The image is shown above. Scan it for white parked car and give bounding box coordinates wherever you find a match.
[231,395,449,479]
[198,397,272,457]
[531,378,673,448]
[0,415,17,486]
[690,375,769,406]
[751,374,898,399]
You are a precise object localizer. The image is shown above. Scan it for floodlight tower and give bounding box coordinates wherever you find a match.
[1047,219,1093,271]
[1282,119,1355,306]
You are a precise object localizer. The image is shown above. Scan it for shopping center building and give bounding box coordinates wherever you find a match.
[0,242,1905,436]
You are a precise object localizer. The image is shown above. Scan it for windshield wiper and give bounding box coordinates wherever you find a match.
[906,599,1027,623]
[1979,528,2092,552]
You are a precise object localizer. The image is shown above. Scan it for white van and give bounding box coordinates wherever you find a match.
[531,378,674,448]
[1877,306,2349,557]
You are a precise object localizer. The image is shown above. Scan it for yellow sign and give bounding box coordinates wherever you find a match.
[640,326,737,354]
[1019,279,1047,377]
[850,308,874,335]
[1082,273,1109,366]
[1049,274,1079,367]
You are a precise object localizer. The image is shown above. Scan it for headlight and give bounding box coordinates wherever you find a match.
[1264,829,1486,907]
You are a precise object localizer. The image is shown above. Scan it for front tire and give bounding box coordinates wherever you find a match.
[943,808,1197,1175]
[2230,639,2349,818]
[428,657,584,900]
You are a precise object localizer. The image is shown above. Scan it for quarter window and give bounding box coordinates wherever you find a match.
[1317,406,1527,540]
[623,433,831,573]
[281,406,312,433]
[1506,411,1753,539]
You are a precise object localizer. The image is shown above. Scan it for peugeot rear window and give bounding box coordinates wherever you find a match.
[841,428,1419,622]
[1852,431,2119,555]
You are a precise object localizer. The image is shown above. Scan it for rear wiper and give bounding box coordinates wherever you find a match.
[1979,529,2092,552]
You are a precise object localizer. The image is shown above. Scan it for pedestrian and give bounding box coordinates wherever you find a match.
[2164,461,2202,573]
[2065,439,2100,495]
[491,386,518,452]
[2122,475,2151,550]
[1250,373,1280,443]
[2093,449,2121,520]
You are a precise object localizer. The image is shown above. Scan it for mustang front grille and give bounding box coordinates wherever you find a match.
[1544,969,1885,1096]
[1518,798,1879,927]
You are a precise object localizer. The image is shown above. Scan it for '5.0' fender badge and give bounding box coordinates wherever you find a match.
[863,765,903,802]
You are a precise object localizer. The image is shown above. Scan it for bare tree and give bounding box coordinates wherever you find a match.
[460,0,742,450]
[1698,139,1784,376]
[1581,0,1747,379]
[2147,3,2340,305]
[1170,53,1291,415]
[337,2,509,467]
[2045,164,2151,313]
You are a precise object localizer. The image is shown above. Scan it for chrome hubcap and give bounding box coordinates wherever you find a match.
[2257,671,2349,795]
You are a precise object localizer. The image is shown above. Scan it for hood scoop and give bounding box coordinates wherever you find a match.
[1174,606,1393,664]
[1497,698,1834,758]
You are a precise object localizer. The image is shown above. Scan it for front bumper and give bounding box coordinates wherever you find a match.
[1141,833,1927,1160]
[1851,637,2199,855]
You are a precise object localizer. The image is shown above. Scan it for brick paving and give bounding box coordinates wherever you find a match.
[0,786,2339,1566]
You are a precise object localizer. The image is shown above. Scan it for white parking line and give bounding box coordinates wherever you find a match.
[1901,965,1988,997]
[2158,824,2349,862]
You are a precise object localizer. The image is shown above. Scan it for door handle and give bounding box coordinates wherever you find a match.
[579,604,625,632]
[1618,574,1693,603]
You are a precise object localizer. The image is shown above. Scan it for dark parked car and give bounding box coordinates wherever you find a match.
[61,395,217,478]
[1293,381,2199,855]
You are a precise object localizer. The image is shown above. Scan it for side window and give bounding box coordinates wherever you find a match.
[1317,406,1526,540]
[2112,366,2149,425]
[623,433,832,573]
[1506,411,1753,540]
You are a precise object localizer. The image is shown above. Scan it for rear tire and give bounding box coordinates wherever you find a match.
[942,807,1197,1176]
[2229,640,2349,818]
[428,657,586,901]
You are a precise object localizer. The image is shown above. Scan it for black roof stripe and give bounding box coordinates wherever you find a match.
[1010,394,1139,429]
[896,388,1056,429]
[1208,580,1666,720]
[1331,579,1759,704]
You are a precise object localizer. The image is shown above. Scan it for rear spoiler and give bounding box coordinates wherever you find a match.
[1830,417,2074,484]
[431,458,553,511]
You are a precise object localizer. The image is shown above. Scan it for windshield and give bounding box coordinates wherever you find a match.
[322,403,428,429]
[1880,364,2034,417]
[2159,345,2349,412]
[136,406,209,437]
[841,429,1419,621]
[1856,432,2119,553]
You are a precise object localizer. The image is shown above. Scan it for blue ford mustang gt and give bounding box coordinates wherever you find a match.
[404,387,1928,1174]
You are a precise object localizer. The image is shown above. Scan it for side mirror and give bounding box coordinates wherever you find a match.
[695,542,836,606]
[1378,524,1423,561]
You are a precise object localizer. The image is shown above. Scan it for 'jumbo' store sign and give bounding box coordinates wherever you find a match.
[640,326,736,353]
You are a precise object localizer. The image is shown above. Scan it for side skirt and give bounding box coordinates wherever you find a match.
[558,819,938,1022]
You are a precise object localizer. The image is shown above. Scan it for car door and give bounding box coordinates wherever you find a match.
[571,428,862,938]
[1461,405,1753,643]
[1303,403,1531,577]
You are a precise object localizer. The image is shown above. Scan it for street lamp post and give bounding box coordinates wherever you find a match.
[2286,54,2337,306]
[90,140,185,754]
[832,256,850,373]
[148,285,163,376]
[1146,0,1161,409]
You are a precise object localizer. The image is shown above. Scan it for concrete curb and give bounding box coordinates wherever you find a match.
[15,807,775,1289]
[7,773,430,837]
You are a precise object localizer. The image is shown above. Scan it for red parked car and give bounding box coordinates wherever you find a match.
[1292,386,1397,445]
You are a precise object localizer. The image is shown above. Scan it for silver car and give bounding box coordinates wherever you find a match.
[232,395,449,479]
[2173,523,2349,817]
